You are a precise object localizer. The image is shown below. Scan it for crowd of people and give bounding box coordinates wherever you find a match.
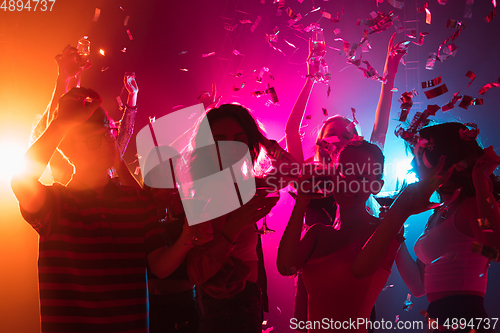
[11,34,500,333]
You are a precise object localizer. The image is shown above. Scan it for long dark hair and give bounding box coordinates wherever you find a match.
[415,122,500,200]
[186,104,268,182]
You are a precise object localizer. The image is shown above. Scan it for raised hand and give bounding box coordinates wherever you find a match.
[197,82,221,109]
[124,72,139,94]
[56,87,102,127]
[55,45,91,81]
[307,39,321,77]
[394,156,452,215]
[383,32,406,78]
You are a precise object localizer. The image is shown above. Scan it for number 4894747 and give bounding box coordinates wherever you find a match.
[1,0,56,11]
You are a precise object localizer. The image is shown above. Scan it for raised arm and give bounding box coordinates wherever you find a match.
[352,158,447,278]
[116,72,139,156]
[11,88,102,214]
[370,33,404,149]
[285,40,320,165]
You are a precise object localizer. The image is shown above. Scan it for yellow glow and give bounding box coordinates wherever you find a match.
[0,142,27,183]
[99,49,105,56]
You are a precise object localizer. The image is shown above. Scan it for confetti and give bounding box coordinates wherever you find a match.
[287,7,302,25]
[459,95,483,109]
[446,19,466,29]
[438,0,447,4]
[231,70,243,77]
[398,91,415,121]
[334,28,341,35]
[442,92,462,112]
[284,39,297,48]
[179,51,188,55]
[413,32,429,46]
[479,79,500,95]
[430,252,457,264]
[403,294,414,311]
[327,85,331,98]
[276,306,282,315]
[465,71,476,88]
[422,76,442,89]
[357,60,386,83]
[305,115,312,119]
[134,166,141,175]
[126,29,133,40]
[425,7,432,24]
[101,67,109,72]
[417,2,429,13]
[124,15,130,26]
[322,108,328,116]
[255,67,274,83]
[395,315,400,322]
[388,0,404,9]
[121,47,127,53]
[93,8,101,22]
[424,84,448,99]
[116,96,123,108]
[202,52,215,57]
[240,19,252,24]
[262,327,274,333]
[425,52,437,70]
[232,82,245,91]
[250,15,261,32]
[172,105,184,110]
[99,49,105,56]
[351,108,359,125]
[464,0,474,18]
[233,49,243,56]
[485,5,497,22]
[382,284,394,291]
[472,242,500,261]
[391,87,399,92]
[180,68,189,72]
[357,10,397,34]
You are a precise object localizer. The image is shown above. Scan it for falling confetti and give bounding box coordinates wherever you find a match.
[93,8,101,22]
[126,29,134,40]
[422,76,442,89]
[180,68,189,72]
[403,294,414,312]
[465,71,476,88]
[202,52,215,57]
[250,16,262,33]
[124,16,130,26]
[99,49,105,56]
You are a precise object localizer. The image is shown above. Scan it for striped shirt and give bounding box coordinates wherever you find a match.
[21,179,166,333]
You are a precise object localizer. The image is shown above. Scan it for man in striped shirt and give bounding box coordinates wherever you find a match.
[11,87,204,332]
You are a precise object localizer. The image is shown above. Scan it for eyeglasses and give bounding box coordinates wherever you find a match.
[83,128,118,150]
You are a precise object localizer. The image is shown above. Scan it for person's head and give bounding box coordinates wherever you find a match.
[334,140,384,204]
[315,115,359,163]
[413,122,483,197]
[58,106,118,174]
[188,104,267,181]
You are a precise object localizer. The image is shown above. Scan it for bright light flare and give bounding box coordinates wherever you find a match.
[99,49,105,56]
[0,142,27,183]
[396,158,418,185]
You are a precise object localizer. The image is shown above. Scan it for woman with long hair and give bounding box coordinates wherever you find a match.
[185,104,284,333]
[355,122,500,332]
[285,33,405,328]
[277,139,438,332]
